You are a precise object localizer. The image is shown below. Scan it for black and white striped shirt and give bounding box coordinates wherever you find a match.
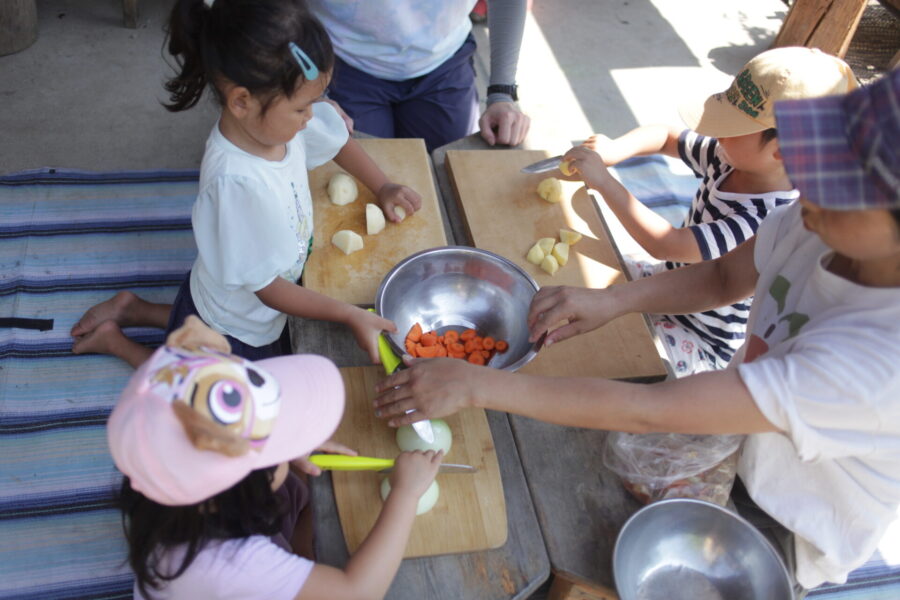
[665,130,798,366]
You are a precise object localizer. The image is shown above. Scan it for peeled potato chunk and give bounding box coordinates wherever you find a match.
[552,242,570,266]
[331,230,363,255]
[559,229,582,245]
[540,254,559,275]
[394,206,407,221]
[537,177,564,204]
[526,242,546,265]
[327,173,358,206]
[537,237,556,256]
[559,159,576,176]
[366,203,386,235]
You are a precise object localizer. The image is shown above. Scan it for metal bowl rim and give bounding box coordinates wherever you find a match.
[374,246,540,372]
[612,498,795,600]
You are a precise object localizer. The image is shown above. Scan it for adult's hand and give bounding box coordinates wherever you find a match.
[479,101,530,146]
[373,357,485,425]
[527,285,625,347]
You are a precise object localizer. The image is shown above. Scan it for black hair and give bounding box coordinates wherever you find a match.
[119,466,284,599]
[163,0,334,112]
[759,127,777,146]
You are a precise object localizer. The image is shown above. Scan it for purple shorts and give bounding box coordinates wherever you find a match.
[327,34,479,152]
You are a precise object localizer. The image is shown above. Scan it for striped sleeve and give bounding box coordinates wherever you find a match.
[686,196,793,260]
[678,130,719,177]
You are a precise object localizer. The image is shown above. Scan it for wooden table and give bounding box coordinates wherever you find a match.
[432,135,664,600]
[291,134,550,600]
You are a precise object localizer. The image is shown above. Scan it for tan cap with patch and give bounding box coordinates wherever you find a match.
[679,46,858,138]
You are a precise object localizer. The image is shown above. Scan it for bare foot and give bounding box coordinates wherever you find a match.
[71,291,141,337]
[72,320,153,368]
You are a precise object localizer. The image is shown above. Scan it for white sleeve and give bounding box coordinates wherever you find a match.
[301,101,350,170]
[752,202,793,271]
[192,176,297,291]
[737,320,900,461]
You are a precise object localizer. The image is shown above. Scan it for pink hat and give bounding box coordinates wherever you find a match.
[108,345,345,506]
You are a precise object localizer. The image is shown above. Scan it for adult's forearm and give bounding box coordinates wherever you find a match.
[486,0,526,91]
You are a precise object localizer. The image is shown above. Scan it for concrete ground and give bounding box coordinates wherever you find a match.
[1,0,798,174]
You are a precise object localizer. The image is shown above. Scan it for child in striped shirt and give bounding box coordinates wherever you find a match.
[562,47,856,375]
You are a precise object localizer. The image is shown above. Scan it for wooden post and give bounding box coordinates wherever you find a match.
[772,0,869,58]
[0,0,38,56]
[123,0,138,29]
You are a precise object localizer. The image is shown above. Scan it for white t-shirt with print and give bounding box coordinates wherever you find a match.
[133,535,314,600]
[735,202,900,588]
[190,102,348,347]
[307,0,475,80]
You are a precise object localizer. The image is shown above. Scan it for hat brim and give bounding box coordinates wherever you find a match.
[775,94,882,210]
[679,92,772,138]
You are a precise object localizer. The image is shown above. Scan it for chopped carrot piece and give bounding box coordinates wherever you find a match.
[449,342,465,355]
[460,329,477,341]
[481,350,491,359]
[420,332,438,347]
[437,335,444,345]
[495,340,508,353]
[416,344,440,358]
[449,351,466,360]
[467,352,486,365]
[464,339,478,354]
[482,337,495,350]
[444,330,460,344]
[405,340,417,356]
[436,344,448,357]
[407,323,423,343]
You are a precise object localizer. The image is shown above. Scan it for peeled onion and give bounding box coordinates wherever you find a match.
[380,478,440,515]
[396,418,452,454]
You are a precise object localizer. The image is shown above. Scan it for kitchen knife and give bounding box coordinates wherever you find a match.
[370,309,436,445]
[309,454,477,474]
[520,154,564,174]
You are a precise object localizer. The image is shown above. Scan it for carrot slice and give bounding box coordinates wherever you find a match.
[420,332,438,347]
[437,335,444,345]
[444,330,460,344]
[407,323,423,343]
[449,342,465,355]
[460,329,477,341]
[482,336,495,350]
[495,340,508,353]
[481,350,491,359]
[405,340,417,356]
[464,339,478,354]
[416,344,440,358]
[436,345,448,357]
[449,351,466,360]
[467,352,486,365]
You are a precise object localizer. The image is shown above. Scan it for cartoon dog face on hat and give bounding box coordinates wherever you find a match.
[147,346,281,450]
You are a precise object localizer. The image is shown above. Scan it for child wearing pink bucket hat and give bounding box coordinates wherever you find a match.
[561,46,857,377]
[110,316,442,600]
[373,69,900,594]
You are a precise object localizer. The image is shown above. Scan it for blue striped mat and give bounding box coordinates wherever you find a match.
[0,168,198,599]
[1,165,897,598]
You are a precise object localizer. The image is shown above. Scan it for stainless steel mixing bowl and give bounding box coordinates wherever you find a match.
[613,498,795,600]
[375,246,540,371]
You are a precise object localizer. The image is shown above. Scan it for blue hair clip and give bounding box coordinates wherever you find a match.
[289,42,319,81]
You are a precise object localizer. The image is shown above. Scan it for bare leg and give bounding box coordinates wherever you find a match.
[72,320,154,368]
[71,290,171,337]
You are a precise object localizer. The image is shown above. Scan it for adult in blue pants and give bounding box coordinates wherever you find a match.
[308,0,530,152]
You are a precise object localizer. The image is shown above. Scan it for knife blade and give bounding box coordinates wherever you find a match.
[520,154,564,174]
[309,454,477,474]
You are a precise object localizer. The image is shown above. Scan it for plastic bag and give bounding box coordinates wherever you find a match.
[602,432,743,506]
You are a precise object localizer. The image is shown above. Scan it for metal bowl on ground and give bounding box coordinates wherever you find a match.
[613,498,794,600]
[375,246,540,371]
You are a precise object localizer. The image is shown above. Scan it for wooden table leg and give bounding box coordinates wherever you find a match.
[548,570,620,600]
[772,0,869,58]
[123,0,138,29]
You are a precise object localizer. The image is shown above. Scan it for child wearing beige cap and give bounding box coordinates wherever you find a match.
[561,47,857,376]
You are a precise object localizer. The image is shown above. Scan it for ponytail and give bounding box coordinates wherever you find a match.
[163,0,334,113]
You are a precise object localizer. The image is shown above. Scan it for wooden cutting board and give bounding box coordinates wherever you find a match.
[329,366,507,558]
[302,138,448,305]
[446,149,666,382]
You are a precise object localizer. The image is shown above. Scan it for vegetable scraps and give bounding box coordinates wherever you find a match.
[404,322,508,365]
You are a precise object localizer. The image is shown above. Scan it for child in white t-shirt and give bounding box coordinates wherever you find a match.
[111,315,443,600]
[562,47,856,375]
[372,70,900,592]
[71,0,419,366]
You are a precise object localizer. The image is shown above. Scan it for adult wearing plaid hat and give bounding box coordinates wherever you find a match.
[372,69,900,594]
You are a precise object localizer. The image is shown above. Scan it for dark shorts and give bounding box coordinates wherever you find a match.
[166,273,292,362]
[328,34,480,152]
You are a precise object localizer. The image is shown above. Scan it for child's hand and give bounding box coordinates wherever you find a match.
[562,146,617,191]
[348,307,397,364]
[291,439,358,476]
[377,183,422,223]
[388,450,443,500]
[582,134,617,164]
